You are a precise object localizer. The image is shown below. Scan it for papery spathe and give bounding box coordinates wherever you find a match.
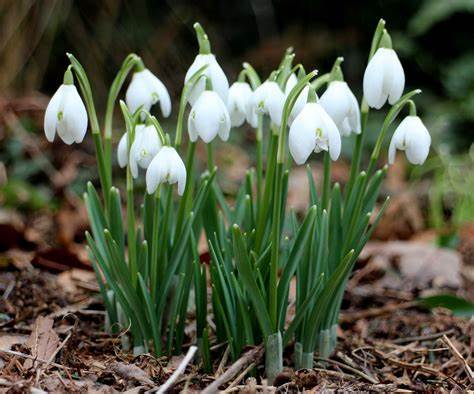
[185,54,229,105]
[289,103,341,165]
[146,146,187,195]
[126,69,171,117]
[363,48,405,109]
[227,82,252,127]
[319,81,361,136]
[188,90,231,143]
[388,116,431,165]
[44,84,88,145]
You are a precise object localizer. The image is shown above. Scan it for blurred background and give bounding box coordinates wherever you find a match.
[0,0,473,254]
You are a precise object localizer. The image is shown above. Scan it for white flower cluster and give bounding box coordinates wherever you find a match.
[44,28,431,197]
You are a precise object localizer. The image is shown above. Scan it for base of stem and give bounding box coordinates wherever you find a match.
[265,331,283,384]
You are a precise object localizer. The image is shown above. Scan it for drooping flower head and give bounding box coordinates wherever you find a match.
[44,67,88,145]
[227,81,252,127]
[319,81,361,136]
[126,67,171,117]
[289,102,341,165]
[185,23,229,105]
[188,89,231,143]
[246,80,285,128]
[363,47,405,109]
[146,146,187,195]
[388,116,431,165]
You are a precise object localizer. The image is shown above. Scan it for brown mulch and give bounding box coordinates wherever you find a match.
[0,262,472,393]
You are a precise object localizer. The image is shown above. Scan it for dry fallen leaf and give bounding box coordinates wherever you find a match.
[361,241,462,288]
[23,316,60,369]
[110,362,154,386]
[0,334,28,351]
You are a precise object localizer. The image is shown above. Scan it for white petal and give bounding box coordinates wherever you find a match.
[363,48,388,109]
[227,82,252,127]
[126,71,153,115]
[404,116,431,164]
[146,150,169,194]
[62,85,88,143]
[144,69,172,117]
[185,54,228,105]
[266,88,285,127]
[285,73,298,95]
[44,85,66,142]
[289,104,318,165]
[188,91,227,143]
[117,132,129,168]
[386,50,405,105]
[166,147,187,195]
[289,85,308,125]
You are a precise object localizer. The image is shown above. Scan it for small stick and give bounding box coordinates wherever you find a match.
[0,349,68,370]
[202,345,263,394]
[442,334,474,383]
[153,346,197,394]
[224,362,256,391]
[215,345,231,377]
[316,357,379,384]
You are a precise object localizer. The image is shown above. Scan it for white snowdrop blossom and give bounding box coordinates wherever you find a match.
[146,146,187,195]
[319,81,361,136]
[188,90,231,143]
[363,48,405,109]
[227,82,253,127]
[285,74,309,125]
[126,69,171,117]
[289,103,341,165]
[185,54,229,105]
[246,81,285,128]
[388,116,431,165]
[44,84,88,145]
[129,125,162,178]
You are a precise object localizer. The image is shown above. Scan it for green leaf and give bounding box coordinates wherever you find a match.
[419,294,474,317]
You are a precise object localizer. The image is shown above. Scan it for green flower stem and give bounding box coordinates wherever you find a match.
[150,186,161,302]
[175,142,196,238]
[104,54,141,184]
[242,62,261,88]
[207,141,215,171]
[321,152,331,210]
[256,115,264,212]
[67,53,110,207]
[126,166,137,288]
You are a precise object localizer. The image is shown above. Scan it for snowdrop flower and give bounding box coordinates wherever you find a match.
[285,73,309,125]
[117,131,130,168]
[319,81,361,136]
[185,23,228,105]
[388,116,431,165]
[227,82,252,127]
[129,125,162,178]
[246,81,285,128]
[363,48,405,109]
[44,69,88,145]
[146,146,186,195]
[289,103,341,165]
[126,68,171,117]
[188,90,231,143]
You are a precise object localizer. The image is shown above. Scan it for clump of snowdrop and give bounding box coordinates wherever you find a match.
[44,67,88,145]
[42,18,432,385]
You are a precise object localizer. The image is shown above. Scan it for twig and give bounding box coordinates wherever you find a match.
[315,357,379,384]
[224,362,256,392]
[152,346,197,394]
[0,349,68,370]
[215,344,231,377]
[442,334,474,383]
[392,329,455,344]
[202,345,264,394]
[340,301,418,322]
